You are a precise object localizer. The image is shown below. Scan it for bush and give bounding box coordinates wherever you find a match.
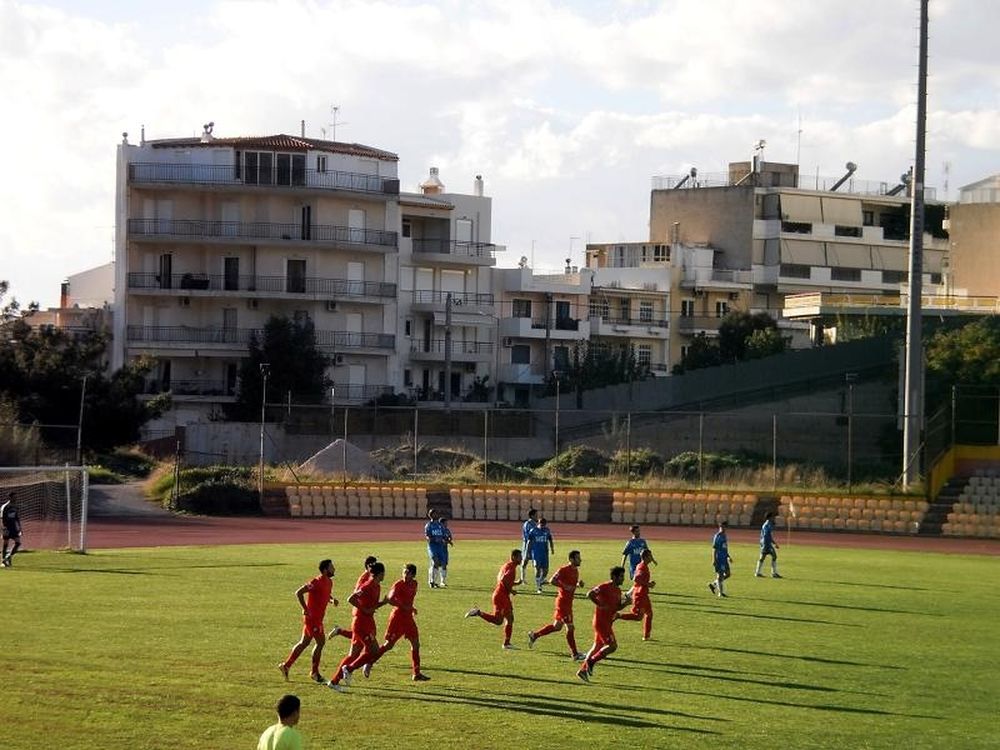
[174,480,260,515]
[93,447,155,478]
[663,451,756,481]
[609,448,664,478]
[87,465,124,485]
[539,445,610,478]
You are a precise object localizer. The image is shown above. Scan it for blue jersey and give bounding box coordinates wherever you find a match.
[424,519,444,545]
[622,537,648,568]
[441,525,453,545]
[760,519,775,549]
[712,531,729,564]
[522,519,537,543]
[528,525,553,559]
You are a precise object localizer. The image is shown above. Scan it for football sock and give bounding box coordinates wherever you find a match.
[1,541,7,558]
[428,562,436,586]
[284,643,305,668]
[566,631,578,654]
[503,621,513,644]
[411,649,420,674]
[717,578,725,596]
[771,560,779,574]
[643,612,652,640]
[311,648,322,674]
[754,560,763,575]
[535,623,559,638]
[591,646,611,665]
[441,568,448,584]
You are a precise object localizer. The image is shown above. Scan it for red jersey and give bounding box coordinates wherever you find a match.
[494,561,518,596]
[304,574,332,622]
[387,578,417,619]
[355,570,372,590]
[590,581,622,630]
[632,562,651,598]
[351,576,381,625]
[552,563,579,601]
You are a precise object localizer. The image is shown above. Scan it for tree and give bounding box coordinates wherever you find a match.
[547,341,649,406]
[674,311,785,373]
[925,316,1000,387]
[229,315,331,420]
[718,311,781,363]
[745,327,787,359]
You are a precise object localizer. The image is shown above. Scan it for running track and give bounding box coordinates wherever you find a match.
[86,516,1000,555]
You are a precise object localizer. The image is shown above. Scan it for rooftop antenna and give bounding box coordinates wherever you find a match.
[942,161,951,201]
[328,105,348,141]
[795,109,803,166]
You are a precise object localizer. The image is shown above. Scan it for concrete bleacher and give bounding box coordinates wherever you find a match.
[286,485,428,519]
[610,490,756,527]
[447,487,591,522]
[943,469,1000,539]
[776,494,927,534]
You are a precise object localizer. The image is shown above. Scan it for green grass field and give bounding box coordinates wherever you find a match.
[5,539,999,749]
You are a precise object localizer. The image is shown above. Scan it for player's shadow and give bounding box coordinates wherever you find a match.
[53,567,152,575]
[671,642,905,671]
[373,684,723,734]
[807,578,933,592]
[50,561,285,576]
[602,658,886,697]
[662,685,943,720]
[681,605,859,627]
[734,595,942,617]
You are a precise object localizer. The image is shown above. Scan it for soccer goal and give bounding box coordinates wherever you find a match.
[0,466,89,552]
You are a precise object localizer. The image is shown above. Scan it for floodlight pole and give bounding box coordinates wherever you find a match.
[76,374,88,465]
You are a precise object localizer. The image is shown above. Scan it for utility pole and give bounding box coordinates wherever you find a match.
[903,0,929,490]
[76,374,88,465]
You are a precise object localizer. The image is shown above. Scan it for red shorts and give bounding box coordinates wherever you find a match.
[630,595,652,615]
[491,590,512,618]
[350,618,378,647]
[593,624,616,649]
[302,619,325,639]
[385,615,419,643]
[553,597,574,625]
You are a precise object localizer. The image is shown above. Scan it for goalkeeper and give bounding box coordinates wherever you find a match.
[2,492,22,567]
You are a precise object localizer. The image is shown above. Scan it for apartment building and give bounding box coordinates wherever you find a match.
[649,159,951,344]
[113,126,402,413]
[947,175,1000,298]
[584,242,673,373]
[495,266,592,407]
[397,169,500,402]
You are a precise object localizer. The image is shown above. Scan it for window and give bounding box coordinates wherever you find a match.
[639,301,653,323]
[589,298,609,319]
[512,299,532,318]
[240,151,304,185]
[834,226,862,237]
[403,369,412,387]
[929,273,942,285]
[882,270,907,284]
[863,210,875,226]
[715,301,729,318]
[781,221,812,234]
[286,259,306,293]
[654,244,669,261]
[401,220,412,238]
[680,345,689,361]
[553,346,569,372]
[511,345,530,364]
[779,264,811,279]
[636,344,651,367]
[404,320,412,336]
[831,267,862,282]
[317,155,328,173]
[619,299,629,320]
[681,299,695,317]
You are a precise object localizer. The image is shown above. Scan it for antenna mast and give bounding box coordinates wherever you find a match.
[328,105,349,141]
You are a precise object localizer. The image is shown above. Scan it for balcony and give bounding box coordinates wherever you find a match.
[410,290,495,311]
[126,326,395,352]
[680,268,753,290]
[589,315,669,338]
[144,379,235,399]
[676,315,725,335]
[127,161,400,197]
[127,218,397,252]
[329,384,394,403]
[126,272,396,301]
[500,316,590,341]
[408,238,499,266]
[408,338,494,362]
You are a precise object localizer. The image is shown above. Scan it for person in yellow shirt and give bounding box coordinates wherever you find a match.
[257,694,304,750]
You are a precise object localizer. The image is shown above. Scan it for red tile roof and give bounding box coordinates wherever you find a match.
[149,134,398,161]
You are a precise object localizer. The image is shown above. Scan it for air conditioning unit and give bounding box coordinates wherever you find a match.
[333,354,344,365]
[246,298,259,310]
[178,296,190,307]
[325,300,338,312]
[502,337,514,347]
[729,292,739,300]
[452,297,463,306]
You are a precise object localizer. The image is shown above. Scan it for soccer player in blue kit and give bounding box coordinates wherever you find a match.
[424,510,446,588]
[754,511,782,578]
[528,518,555,593]
[621,525,656,580]
[516,508,538,585]
[708,521,732,597]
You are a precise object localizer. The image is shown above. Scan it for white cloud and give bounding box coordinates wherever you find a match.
[2,0,999,306]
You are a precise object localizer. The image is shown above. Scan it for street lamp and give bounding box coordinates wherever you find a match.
[258,363,270,503]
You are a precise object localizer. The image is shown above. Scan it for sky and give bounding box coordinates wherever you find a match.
[1,0,998,308]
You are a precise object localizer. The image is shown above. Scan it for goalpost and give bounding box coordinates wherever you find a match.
[0,466,89,553]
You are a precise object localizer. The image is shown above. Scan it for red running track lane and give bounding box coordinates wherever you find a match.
[84,516,1000,555]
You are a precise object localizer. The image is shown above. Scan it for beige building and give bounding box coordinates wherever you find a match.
[947,175,1000,299]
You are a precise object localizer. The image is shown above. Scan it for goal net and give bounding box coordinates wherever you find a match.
[0,466,89,552]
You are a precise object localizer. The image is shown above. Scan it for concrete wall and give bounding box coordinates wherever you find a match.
[649,187,756,267]
[947,203,1000,297]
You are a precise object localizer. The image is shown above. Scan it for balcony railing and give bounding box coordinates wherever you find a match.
[677,315,726,332]
[126,272,396,298]
[591,315,670,329]
[651,171,938,200]
[145,379,234,397]
[126,325,395,350]
[409,339,494,355]
[411,290,495,306]
[411,239,497,258]
[530,316,580,331]
[127,218,397,248]
[328,384,394,402]
[128,161,400,196]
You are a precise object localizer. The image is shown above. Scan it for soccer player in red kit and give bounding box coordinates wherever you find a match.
[333,555,378,643]
[358,563,430,682]
[527,549,585,660]
[277,558,339,683]
[328,561,387,691]
[465,549,522,649]
[577,565,630,682]
[618,548,655,640]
